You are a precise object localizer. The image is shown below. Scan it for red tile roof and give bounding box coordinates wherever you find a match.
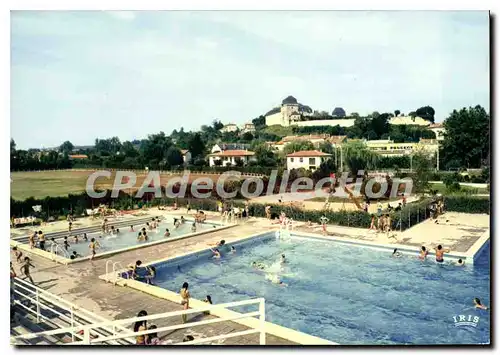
[68,154,88,159]
[208,150,255,157]
[286,150,332,157]
[428,123,444,128]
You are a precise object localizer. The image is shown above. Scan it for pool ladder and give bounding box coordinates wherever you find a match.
[105,260,129,285]
[50,243,70,260]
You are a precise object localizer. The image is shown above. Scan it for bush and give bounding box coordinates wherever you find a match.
[445,196,490,214]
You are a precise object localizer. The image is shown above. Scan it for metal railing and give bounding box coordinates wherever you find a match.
[104,260,129,284]
[12,296,266,345]
[50,243,70,259]
[11,277,133,345]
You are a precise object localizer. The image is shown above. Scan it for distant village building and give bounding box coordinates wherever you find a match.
[211,143,251,154]
[180,149,191,164]
[240,123,256,134]
[208,150,256,167]
[428,123,446,141]
[219,123,239,133]
[389,115,431,126]
[286,150,332,171]
[68,154,88,160]
[265,96,314,127]
[365,138,438,157]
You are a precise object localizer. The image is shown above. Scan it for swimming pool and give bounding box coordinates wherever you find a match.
[50,217,221,259]
[141,233,490,345]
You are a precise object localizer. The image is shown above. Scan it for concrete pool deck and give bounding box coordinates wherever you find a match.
[10,209,489,345]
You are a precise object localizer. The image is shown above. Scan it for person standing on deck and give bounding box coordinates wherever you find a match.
[180,282,190,323]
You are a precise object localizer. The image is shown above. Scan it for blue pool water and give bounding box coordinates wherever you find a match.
[148,234,490,345]
[50,217,219,258]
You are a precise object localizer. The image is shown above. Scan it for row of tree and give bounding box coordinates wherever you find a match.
[10,105,489,172]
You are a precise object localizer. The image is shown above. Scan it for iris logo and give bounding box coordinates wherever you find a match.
[453,315,480,328]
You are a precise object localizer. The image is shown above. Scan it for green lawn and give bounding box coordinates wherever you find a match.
[430,183,489,195]
[10,171,94,200]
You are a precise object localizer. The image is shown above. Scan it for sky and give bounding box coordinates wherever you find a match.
[11,11,489,149]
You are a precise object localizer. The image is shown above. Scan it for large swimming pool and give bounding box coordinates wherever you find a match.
[144,233,490,345]
[51,217,220,259]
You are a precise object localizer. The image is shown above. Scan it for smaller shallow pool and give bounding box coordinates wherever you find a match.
[47,216,220,259]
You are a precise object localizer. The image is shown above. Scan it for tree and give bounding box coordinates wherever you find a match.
[408,111,417,118]
[371,113,390,138]
[252,115,266,130]
[312,158,337,182]
[332,107,346,118]
[212,120,224,131]
[371,111,380,119]
[283,141,315,155]
[394,110,401,117]
[412,151,433,193]
[165,146,184,167]
[234,157,244,167]
[188,133,206,159]
[241,132,254,142]
[59,141,74,154]
[350,112,360,118]
[318,142,334,154]
[441,105,490,169]
[253,143,278,167]
[415,106,435,123]
[342,141,380,176]
[213,159,223,166]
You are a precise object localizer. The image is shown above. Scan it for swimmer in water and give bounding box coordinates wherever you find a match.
[164,229,170,237]
[63,237,70,250]
[231,246,236,254]
[266,273,287,287]
[418,246,428,260]
[211,249,221,259]
[191,222,196,233]
[116,228,120,234]
[130,225,134,232]
[251,261,267,271]
[83,233,88,242]
[73,235,79,243]
[181,216,186,224]
[434,244,450,263]
[280,254,286,264]
[174,218,180,229]
[473,298,488,310]
[392,248,402,258]
[455,258,465,266]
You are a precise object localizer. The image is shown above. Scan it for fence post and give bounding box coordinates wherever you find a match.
[83,327,91,344]
[259,299,266,345]
[36,288,40,323]
[71,306,75,342]
[408,207,411,228]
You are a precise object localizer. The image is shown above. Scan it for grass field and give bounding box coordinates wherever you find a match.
[10,170,234,201]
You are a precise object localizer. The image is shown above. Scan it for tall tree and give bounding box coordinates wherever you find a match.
[415,106,435,123]
[283,141,315,155]
[59,141,74,154]
[188,133,206,159]
[165,146,184,167]
[394,110,401,117]
[441,105,490,169]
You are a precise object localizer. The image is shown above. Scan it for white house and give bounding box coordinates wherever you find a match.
[240,123,256,134]
[428,123,446,141]
[265,96,314,127]
[208,150,256,167]
[211,143,250,154]
[389,115,431,126]
[286,150,332,171]
[180,149,191,164]
[220,124,239,133]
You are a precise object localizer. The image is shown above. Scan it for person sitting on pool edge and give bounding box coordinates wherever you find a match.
[392,248,402,258]
[473,298,488,310]
[434,244,450,263]
[128,260,142,279]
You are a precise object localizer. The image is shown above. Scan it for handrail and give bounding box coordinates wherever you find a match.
[12,297,266,345]
[11,277,132,344]
[50,243,70,259]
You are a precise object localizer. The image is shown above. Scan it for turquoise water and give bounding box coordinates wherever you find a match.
[147,234,490,345]
[51,218,219,258]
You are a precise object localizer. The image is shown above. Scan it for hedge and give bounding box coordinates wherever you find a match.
[444,196,490,214]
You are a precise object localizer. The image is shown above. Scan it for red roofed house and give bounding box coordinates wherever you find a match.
[208,150,256,167]
[286,150,332,171]
[68,154,88,160]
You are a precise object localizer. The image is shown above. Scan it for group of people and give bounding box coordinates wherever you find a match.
[369,213,393,233]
